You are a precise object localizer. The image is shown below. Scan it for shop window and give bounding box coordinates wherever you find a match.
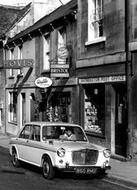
[9,91,17,123]
[43,34,50,71]
[87,0,105,44]
[47,92,71,122]
[84,84,105,135]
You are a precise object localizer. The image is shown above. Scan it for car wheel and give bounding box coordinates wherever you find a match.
[12,149,20,167]
[42,156,54,179]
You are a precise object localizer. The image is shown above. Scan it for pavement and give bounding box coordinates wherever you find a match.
[0,133,137,189]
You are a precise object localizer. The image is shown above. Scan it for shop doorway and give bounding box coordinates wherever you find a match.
[114,84,127,157]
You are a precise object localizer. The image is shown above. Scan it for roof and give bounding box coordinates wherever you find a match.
[0,3,31,38]
[24,121,80,127]
[7,0,77,44]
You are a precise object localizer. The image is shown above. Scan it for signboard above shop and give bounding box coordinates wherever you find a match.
[35,77,52,88]
[79,75,126,84]
[3,59,34,68]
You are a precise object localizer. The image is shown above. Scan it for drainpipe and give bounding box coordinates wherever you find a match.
[125,0,132,159]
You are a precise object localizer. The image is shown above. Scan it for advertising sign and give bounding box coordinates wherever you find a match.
[35,77,52,88]
[57,46,69,59]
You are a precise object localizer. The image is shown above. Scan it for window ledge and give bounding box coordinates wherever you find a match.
[85,36,106,46]
[85,130,105,139]
[8,75,15,79]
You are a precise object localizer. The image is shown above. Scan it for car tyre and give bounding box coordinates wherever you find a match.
[12,149,20,167]
[42,156,54,179]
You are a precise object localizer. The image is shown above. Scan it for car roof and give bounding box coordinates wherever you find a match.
[24,122,81,127]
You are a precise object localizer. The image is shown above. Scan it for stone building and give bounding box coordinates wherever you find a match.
[76,0,137,160]
[1,0,78,135]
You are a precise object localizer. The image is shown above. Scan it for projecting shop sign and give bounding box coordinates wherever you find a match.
[3,59,34,68]
[50,64,69,78]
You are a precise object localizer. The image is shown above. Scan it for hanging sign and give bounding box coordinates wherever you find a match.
[57,46,69,59]
[35,77,52,88]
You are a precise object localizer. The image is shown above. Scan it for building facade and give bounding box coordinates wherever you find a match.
[2,0,78,135]
[2,0,137,161]
[76,0,137,160]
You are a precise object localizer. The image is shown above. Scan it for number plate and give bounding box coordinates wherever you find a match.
[74,168,94,174]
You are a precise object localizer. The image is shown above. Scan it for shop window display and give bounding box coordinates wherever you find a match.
[47,92,71,122]
[84,84,105,135]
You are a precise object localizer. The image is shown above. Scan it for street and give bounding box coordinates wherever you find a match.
[0,147,136,190]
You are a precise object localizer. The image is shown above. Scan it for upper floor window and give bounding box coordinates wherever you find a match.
[58,27,66,49]
[9,49,14,77]
[57,28,67,64]
[17,45,23,75]
[43,34,50,71]
[87,0,105,44]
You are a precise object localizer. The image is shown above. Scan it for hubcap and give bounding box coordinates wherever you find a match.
[13,153,17,164]
[43,161,49,176]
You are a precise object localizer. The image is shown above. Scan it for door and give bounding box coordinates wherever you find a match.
[115,84,127,157]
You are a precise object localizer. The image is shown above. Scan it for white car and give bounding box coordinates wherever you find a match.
[9,122,111,179]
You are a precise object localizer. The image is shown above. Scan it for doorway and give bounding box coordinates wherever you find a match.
[114,84,127,157]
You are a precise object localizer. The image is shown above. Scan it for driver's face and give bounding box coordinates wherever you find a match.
[66,130,72,137]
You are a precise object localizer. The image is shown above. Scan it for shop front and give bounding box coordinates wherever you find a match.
[38,78,79,124]
[79,75,127,157]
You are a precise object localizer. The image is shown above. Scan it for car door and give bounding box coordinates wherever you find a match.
[27,125,42,165]
[17,124,32,161]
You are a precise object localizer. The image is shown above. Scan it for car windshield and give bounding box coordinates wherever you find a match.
[42,125,87,142]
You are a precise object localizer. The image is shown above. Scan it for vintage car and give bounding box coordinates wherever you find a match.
[9,122,111,179]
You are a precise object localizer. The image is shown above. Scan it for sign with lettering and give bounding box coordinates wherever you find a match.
[50,64,69,78]
[79,75,126,84]
[4,59,34,68]
[35,77,52,88]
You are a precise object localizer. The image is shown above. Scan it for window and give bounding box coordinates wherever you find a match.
[9,91,17,123]
[57,28,67,64]
[87,0,105,44]
[42,125,87,141]
[58,28,66,49]
[9,49,14,77]
[30,125,40,141]
[17,45,23,75]
[43,34,50,71]
[19,125,31,139]
[84,84,105,136]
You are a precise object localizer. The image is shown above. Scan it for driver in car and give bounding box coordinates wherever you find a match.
[60,128,76,140]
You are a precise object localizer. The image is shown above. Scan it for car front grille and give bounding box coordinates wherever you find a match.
[72,149,98,165]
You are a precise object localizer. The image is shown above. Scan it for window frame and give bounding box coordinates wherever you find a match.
[86,0,106,46]
[43,34,50,72]
[9,91,17,123]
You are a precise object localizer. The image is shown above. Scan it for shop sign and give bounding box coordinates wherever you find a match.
[35,77,52,88]
[57,46,69,59]
[53,78,78,86]
[79,75,126,84]
[50,64,69,78]
[4,59,34,68]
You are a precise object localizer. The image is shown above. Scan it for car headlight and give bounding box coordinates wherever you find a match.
[103,149,111,158]
[57,148,65,157]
